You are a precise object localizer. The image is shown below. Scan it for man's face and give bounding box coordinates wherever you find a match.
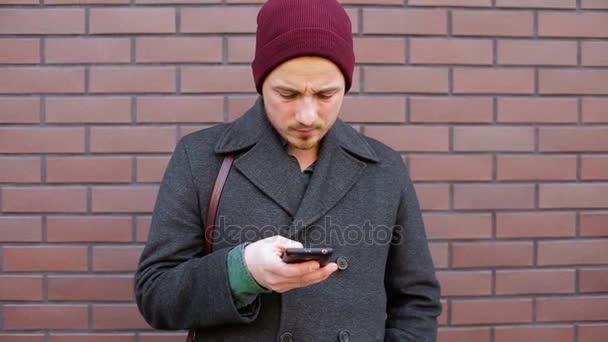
[262,56,346,153]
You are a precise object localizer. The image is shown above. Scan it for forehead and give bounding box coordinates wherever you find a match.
[266,56,344,89]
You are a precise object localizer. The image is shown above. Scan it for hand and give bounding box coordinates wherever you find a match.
[243,235,339,293]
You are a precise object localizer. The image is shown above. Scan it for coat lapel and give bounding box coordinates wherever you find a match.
[289,119,379,237]
[215,96,380,231]
[215,97,306,216]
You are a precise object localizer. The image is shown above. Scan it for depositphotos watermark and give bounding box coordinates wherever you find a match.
[206,216,406,247]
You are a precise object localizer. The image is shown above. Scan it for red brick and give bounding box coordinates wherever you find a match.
[48,276,133,301]
[497,155,577,181]
[579,324,608,342]
[182,66,252,93]
[47,157,132,183]
[0,335,44,342]
[454,126,534,152]
[137,96,223,123]
[3,246,87,272]
[540,70,608,95]
[0,9,84,34]
[354,37,406,64]
[410,155,492,181]
[0,276,43,300]
[46,97,131,124]
[452,10,533,37]
[181,7,258,33]
[495,326,574,342]
[411,38,492,65]
[136,216,152,242]
[496,269,575,295]
[580,269,608,293]
[452,242,534,268]
[414,184,451,211]
[454,68,534,94]
[90,67,176,94]
[0,38,39,64]
[91,186,158,213]
[227,37,255,63]
[430,242,449,269]
[499,40,577,66]
[582,0,608,8]
[538,240,608,265]
[540,127,608,152]
[93,246,143,272]
[0,0,37,3]
[0,97,39,124]
[581,213,608,237]
[2,187,87,213]
[438,328,491,342]
[93,304,152,330]
[47,216,133,243]
[0,127,84,154]
[339,0,402,4]
[180,125,212,138]
[137,157,170,183]
[423,213,492,240]
[496,0,575,8]
[496,212,576,238]
[0,157,41,183]
[90,126,176,153]
[537,297,608,322]
[0,216,42,242]
[363,9,447,34]
[583,98,608,123]
[582,42,608,66]
[365,67,448,93]
[410,97,493,123]
[582,156,608,181]
[136,37,222,63]
[340,96,405,123]
[451,299,532,325]
[436,271,492,296]
[3,305,88,330]
[497,97,578,123]
[540,184,608,209]
[365,126,449,152]
[227,96,257,121]
[90,8,175,34]
[0,67,84,94]
[46,0,129,3]
[438,299,448,325]
[50,335,135,342]
[409,0,490,6]
[46,38,130,64]
[539,13,608,38]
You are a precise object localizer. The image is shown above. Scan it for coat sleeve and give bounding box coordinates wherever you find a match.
[384,167,442,342]
[134,139,261,330]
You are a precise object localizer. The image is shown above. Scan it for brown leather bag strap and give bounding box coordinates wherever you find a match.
[187,153,236,342]
[204,153,236,255]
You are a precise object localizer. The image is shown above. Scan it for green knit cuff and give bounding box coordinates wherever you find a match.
[227,242,271,309]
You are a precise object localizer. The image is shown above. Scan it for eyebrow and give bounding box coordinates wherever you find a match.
[273,85,342,94]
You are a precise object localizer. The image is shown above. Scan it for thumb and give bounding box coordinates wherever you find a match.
[273,235,303,250]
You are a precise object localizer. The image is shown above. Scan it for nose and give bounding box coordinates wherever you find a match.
[295,98,318,127]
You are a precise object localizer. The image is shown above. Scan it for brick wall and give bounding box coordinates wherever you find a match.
[0,0,607,341]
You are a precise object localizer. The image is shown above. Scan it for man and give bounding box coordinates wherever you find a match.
[135,0,442,341]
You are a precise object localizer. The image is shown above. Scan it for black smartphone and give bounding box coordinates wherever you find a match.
[281,247,333,267]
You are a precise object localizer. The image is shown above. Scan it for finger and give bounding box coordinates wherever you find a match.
[273,235,303,249]
[269,260,320,278]
[300,263,338,284]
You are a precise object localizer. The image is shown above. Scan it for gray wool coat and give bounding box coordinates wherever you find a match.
[134,97,442,342]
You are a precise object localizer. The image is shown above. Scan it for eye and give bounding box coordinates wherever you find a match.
[279,92,297,99]
[317,93,333,100]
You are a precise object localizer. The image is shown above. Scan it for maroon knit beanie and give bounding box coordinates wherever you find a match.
[252,0,355,95]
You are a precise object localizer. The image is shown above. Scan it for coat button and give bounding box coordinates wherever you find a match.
[337,330,350,342]
[336,256,349,271]
[280,332,293,342]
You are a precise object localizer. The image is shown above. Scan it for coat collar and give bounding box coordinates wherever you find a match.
[214,96,379,235]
